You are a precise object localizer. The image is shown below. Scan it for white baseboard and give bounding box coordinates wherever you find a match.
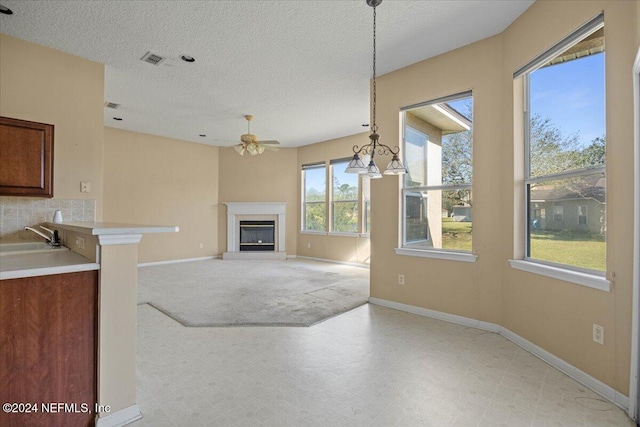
[500,328,629,411]
[368,297,500,332]
[368,297,629,411]
[138,256,218,267]
[296,255,370,269]
[95,404,142,427]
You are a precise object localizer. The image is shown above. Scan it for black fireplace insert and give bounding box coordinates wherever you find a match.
[239,220,275,252]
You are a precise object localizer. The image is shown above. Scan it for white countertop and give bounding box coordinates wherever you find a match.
[47,221,179,235]
[1,222,177,280]
[0,249,99,280]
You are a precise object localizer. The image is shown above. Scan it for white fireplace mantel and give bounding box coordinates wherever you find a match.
[223,202,287,260]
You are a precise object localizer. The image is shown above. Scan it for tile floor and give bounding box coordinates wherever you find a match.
[132,303,634,427]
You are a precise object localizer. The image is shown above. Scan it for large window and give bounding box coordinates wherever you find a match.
[330,159,359,233]
[302,160,370,234]
[519,14,606,273]
[401,92,473,252]
[302,163,326,231]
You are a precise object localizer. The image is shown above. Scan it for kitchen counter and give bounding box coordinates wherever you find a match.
[1,222,177,280]
[0,248,99,280]
[1,220,177,424]
[46,221,179,235]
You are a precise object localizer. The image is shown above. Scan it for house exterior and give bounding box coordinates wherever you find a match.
[529,175,605,234]
[452,203,472,222]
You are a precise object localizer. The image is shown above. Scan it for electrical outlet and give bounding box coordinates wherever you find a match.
[80,181,91,193]
[199,243,204,249]
[593,324,604,345]
[307,242,311,249]
[398,274,405,285]
[75,236,85,250]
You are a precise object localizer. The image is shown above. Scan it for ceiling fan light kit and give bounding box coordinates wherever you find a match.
[346,0,407,179]
[233,115,280,156]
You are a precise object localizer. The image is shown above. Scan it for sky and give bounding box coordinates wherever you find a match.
[304,160,358,196]
[530,52,605,147]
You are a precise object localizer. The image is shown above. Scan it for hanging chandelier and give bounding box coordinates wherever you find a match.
[345,0,406,178]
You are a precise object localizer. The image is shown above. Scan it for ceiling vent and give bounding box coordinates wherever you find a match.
[104,102,120,109]
[140,52,165,66]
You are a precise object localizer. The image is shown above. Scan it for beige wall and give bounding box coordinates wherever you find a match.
[103,127,219,263]
[218,147,298,255]
[0,34,104,218]
[371,0,638,394]
[297,133,371,264]
[501,0,638,394]
[372,33,504,322]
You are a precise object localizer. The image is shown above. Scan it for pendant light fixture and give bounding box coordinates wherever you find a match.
[345,0,407,178]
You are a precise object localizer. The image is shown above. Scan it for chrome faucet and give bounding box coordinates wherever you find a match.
[24,226,61,247]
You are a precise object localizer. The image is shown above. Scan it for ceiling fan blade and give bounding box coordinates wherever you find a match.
[264,145,280,152]
[257,140,279,145]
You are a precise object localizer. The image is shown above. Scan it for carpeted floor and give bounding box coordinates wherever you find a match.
[137,258,369,327]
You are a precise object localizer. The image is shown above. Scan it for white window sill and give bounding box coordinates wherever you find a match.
[508,259,610,292]
[300,230,327,235]
[328,232,369,238]
[394,248,477,263]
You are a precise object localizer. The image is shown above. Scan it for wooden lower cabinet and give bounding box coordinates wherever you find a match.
[0,270,98,427]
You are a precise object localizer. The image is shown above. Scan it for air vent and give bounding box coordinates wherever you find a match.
[104,102,120,109]
[141,51,165,66]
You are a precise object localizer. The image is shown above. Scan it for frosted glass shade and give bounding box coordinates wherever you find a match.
[366,160,382,179]
[345,154,367,174]
[383,154,407,175]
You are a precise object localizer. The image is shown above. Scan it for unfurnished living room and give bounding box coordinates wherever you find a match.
[1,1,639,426]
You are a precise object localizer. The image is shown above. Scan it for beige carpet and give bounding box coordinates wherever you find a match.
[137,258,369,327]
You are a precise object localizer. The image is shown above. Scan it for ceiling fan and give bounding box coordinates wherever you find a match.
[232,115,280,156]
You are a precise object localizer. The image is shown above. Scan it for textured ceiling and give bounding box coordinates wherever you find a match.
[0,0,533,147]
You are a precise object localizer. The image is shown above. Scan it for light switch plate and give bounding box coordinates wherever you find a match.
[80,182,91,193]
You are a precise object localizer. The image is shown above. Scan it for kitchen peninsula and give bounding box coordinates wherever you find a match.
[0,222,177,427]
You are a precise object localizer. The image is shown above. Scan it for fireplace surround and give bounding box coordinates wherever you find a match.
[223,202,286,260]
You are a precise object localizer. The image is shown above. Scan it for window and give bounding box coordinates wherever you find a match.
[302,163,326,231]
[518,14,606,273]
[330,159,359,233]
[302,160,370,234]
[401,92,473,252]
[553,203,564,223]
[362,175,371,234]
[578,205,588,226]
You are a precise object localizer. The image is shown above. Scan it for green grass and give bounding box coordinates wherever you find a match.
[440,220,605,271]
[442,218,472,251]
[530,230,605,271]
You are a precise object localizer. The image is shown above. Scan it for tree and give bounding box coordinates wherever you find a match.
[577,136,605,168]
[332,176,358,232]
[442,99,473,213]
[529,115,583,177]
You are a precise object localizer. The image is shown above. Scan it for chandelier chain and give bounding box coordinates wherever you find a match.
[371,4,377,132]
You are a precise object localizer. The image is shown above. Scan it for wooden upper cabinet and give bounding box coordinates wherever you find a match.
[0,116,54,198]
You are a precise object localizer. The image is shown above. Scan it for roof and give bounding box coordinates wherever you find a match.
[407,103,471,135]
[530,175,605,203]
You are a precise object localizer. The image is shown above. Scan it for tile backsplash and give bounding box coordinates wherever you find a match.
[0,197,96,241]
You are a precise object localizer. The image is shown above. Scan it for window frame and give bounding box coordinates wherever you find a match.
[301,163,327,232]
[519,13,606,276]
[400,91,474,255]
[329,158,360,234]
